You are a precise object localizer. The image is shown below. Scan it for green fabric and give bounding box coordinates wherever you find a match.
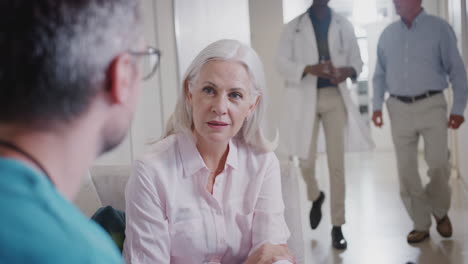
[0,158,124,264]
[91,206,126,252]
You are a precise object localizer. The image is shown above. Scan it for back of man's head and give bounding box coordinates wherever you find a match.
[0,0,142,126]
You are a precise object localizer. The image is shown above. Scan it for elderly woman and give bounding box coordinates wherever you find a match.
[123,39,294,264]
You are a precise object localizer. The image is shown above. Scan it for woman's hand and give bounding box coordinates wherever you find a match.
[244,243,295,264]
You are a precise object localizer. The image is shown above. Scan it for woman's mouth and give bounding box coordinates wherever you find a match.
[207,121,229,128]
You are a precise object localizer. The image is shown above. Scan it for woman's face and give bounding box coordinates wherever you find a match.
[187,60,258,146]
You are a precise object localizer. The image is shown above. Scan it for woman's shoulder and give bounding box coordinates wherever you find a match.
[235,138,279,164]
[135,134,180,168]
[130,134,187,189]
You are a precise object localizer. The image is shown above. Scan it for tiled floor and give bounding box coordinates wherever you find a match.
[297,151,468,264]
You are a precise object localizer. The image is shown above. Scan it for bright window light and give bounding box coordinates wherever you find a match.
[352,0,378,25]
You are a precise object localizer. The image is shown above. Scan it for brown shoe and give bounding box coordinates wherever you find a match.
[435,215,453,238]
[407,230,430,244]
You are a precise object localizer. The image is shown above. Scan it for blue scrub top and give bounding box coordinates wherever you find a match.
[0,158,124,264]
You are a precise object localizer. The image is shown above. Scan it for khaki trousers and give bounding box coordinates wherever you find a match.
[387,94,451,231]
[300,87,347,226]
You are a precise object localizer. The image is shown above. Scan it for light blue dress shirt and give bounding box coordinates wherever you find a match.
[0,158,124,264]
[373,10,468,115]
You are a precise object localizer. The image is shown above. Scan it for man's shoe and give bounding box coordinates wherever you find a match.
[309,191,325,229]
[435,215,452,238]
[407,230,430,244]
[331,226,347,250]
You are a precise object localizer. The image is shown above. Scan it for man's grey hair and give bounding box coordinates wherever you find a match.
[0,0,142,125]
[163,39,277,152]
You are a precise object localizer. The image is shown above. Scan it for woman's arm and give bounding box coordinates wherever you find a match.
[123,160,170,264]
[245,243,294,264]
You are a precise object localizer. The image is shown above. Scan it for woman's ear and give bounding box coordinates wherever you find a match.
[247,96,260,118]
[184,79,192,104]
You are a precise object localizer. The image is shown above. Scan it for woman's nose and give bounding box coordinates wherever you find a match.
[211,95,228,115]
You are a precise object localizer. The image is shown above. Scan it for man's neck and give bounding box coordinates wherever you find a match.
[402,7,423,28]
[0,122,100,200]
[310,5,329,20]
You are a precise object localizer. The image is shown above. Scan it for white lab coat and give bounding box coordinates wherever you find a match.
[276,11,375,159]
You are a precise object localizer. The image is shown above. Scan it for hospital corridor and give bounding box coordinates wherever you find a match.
[295,152,468,264]
[90,0,468,263]
[2,0,468,263]
[80,0,468,264]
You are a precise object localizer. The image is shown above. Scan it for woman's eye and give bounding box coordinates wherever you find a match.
[202,86,215,95]
[229,92,243,99]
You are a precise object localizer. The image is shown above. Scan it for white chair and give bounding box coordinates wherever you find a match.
[74,163,305,263]
[279,159,305,264]
[74,165,131,218]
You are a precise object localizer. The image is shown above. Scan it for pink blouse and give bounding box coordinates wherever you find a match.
[123,132,290,264]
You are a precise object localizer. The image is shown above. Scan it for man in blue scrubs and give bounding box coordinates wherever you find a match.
[0,0,160,262]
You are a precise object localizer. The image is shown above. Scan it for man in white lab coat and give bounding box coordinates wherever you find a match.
[276,0,374,250]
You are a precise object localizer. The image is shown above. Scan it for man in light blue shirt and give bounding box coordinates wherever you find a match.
[372,0,468,244]
[0,0,161,263]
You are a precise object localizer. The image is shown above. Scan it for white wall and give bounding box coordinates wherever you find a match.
[92,0,468,173]
[249,0,285,140]
[282,0,309,23]
[423,0,443,16]
[155,0,180,131]
[174,0,251,81]
[95,0,178,165]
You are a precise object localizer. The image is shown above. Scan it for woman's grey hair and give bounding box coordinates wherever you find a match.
[163,39,277,152]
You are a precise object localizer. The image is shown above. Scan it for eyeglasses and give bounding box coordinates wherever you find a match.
[130,46,161,80]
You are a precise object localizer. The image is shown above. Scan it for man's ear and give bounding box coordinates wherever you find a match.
[107,53,138,104]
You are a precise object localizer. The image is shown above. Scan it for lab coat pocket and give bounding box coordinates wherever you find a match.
[170,218,204,256]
